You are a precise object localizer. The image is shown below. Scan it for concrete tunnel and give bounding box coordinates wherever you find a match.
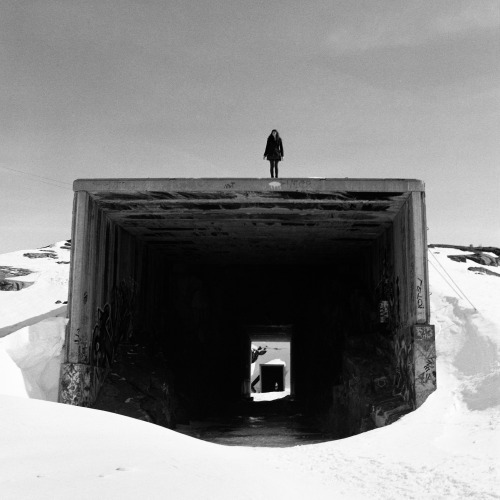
[59,178,436,437]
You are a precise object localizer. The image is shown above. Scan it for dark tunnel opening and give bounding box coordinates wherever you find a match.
[93,251,390,441]
[62,179,436,446]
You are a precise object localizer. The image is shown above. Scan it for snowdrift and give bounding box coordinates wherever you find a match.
[0,245,498,499]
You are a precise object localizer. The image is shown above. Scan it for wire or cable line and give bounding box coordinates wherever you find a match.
[0,164,72,190]
[428,250,477,311]
[429,251,472,305]
[4,173,68,190]
[429,257,469,305]
[0,164,72,188]
[428,257,465,300]
[431,303,454,314]
[0,164,72,186]
[429,250,466,299]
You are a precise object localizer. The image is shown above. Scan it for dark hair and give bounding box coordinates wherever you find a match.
[269,129,280,140]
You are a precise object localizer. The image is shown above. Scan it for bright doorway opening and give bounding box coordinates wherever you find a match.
[250,337,291,400]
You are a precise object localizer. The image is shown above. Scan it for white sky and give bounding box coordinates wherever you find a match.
[1,0,499,252]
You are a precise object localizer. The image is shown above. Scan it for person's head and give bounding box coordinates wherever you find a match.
[270,129,280,139]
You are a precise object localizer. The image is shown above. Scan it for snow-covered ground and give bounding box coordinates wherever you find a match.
[253,389,291,402]
[0,245,498,499]
[0,242,69,337]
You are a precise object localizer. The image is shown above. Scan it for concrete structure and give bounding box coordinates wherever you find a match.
[59,178,436,435]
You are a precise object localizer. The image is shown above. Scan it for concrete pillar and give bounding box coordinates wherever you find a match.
[410,191,430,324]
[289,333,295,398]
[413,324,436,407]
[64,191,98,365]
[242,335,251,398]
[60,191,98,405]
[410,192,436,407]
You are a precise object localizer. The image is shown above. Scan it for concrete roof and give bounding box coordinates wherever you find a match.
[74,178,424,263]
[74,178,424,192]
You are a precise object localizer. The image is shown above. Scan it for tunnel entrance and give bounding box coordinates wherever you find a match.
[60,178,436,443]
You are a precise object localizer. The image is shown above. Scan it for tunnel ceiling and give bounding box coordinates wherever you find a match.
[76,178,423,263]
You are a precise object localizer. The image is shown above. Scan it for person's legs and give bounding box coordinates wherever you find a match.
[269,160,278,178]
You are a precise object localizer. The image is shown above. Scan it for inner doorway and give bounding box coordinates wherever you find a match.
[261,364,284,392]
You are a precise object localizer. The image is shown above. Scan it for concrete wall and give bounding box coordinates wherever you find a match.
[365,192,436,427]
[378,192,436,409]
[59,192,144,406]
[322,193,436,434]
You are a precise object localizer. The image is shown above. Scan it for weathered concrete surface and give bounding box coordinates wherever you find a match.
[68,178,424,265]
[414,324,437,408]
[74,178,425,192]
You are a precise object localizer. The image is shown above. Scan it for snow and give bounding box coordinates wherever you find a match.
[0,242,69,402]
[252,389,291,402]
[0,242,69,337]
[264,358,286,365]
[0,317,66,401]
[0,395,334,500]
[0,245,499,499]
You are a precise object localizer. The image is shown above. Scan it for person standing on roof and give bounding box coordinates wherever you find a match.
[263,129,284,179]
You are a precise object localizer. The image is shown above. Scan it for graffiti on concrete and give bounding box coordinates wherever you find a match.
[416,358,435,385]
[423,356,435,373]
[113,279,136,344]
[377,247,420,406]
[90,303,113,370]
[74,327,90,364]
[414,325,437,406]
[268,181,281,190]
[393,332,415,404]
[89,278,137,372]
[63,279,138,407]
[377,275,401,331]
[59,363,93,407]
[379,300,389,323]
[415,324,434,342]
[416,277,425,310]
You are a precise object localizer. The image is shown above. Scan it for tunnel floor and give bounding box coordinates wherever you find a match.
[175,395,334,447]
[93,344,337,447]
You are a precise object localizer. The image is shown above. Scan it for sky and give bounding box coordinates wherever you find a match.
[1,0,499,253]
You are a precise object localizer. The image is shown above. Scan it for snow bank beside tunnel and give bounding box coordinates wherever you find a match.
[0,242,70,401]
[0,316,66,401]
[428,247,500,413]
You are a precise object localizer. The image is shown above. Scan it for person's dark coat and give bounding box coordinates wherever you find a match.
[264,135,284,161]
